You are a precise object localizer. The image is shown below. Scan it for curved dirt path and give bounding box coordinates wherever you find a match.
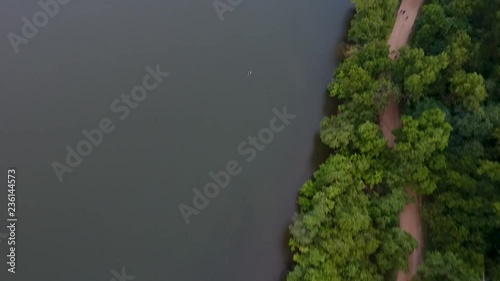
[380,0,425,280]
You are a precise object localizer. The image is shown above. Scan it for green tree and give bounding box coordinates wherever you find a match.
[413,3,448,53]
[392,108,452,194]
[393,47,449,102]
[443,30,474,72]
[416,251,480,281]
[348,0,399,44]
[450,71,487,114]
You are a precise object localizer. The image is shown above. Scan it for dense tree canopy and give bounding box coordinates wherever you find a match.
[288,0,500,280]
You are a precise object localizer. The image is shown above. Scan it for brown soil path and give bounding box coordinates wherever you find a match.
[380,0,425,280]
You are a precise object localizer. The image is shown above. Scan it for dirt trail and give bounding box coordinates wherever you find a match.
[387,0,424,56]
[380,0,425,280]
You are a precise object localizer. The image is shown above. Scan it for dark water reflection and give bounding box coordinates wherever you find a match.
[0,1,352,280]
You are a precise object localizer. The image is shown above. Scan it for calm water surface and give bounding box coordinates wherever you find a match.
[0,0,352,280]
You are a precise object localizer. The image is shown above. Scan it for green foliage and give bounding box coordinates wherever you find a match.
[289,0,500,279]
[393,108,452,194]
[443,30,474,72]
[409,2,500,277]
[493,127,500,156]
[413,3,448,53]
[393,47,449,102]
[348,0,399,44]
[376,228,417,274]
[288,155,415,281]
[478,160,500,182]
[450,71,487,114]
[416,251,480,281]
[330,65,373,100]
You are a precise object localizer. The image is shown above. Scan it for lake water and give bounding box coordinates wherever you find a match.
[0,0,352,280]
